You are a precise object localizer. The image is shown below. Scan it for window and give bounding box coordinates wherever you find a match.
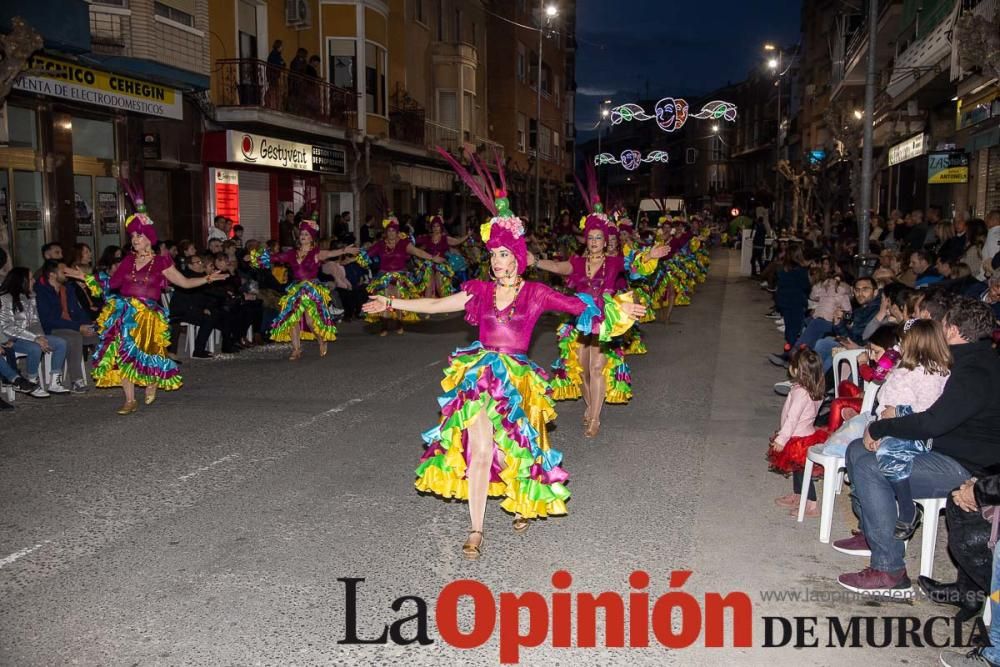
[463,91,474,140]
[91,0,129,6]
[553,74,560,106]
[329,39,357,91]
[516,43,526,82]
[72,116,115,159]
[436,0,444,40]
[711,136,728,161]
[528,51,538,87]
[153,0,194,27]
[6,106,37,150]
[517,113,526,152]
[471,22,477,49]
[237,0,257,60]
[553,130,561,163]
[438,90,458,129]
[365,42,387,116]
[541,62,552,95]
[538,124,552,159]
[455,9,462,43]
[413,0,424,23]
[529,118,537,151]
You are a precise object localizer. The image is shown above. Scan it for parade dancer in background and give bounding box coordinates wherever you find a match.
[363,149,645,560]
[76,181,226,414]
[249,215,356,360]
[358,212,445,336]
[414,211,469,298]
[531,165,669,436]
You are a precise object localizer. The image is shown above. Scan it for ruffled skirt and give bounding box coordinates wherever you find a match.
[412,259,458,297]
[549,324,632,404]
[92,296,181,390]
[415,342,570,519]
[768,429,830,476]
[270,280,339,342]
[365,271,422,323]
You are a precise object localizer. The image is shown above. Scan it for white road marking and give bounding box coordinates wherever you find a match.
[177,454,241,482]
[0,541,51,569]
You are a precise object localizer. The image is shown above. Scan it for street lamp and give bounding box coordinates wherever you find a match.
[597,99,611,205]
[534,2,558,229]
[853,109,864,120]
[765,43,785,228]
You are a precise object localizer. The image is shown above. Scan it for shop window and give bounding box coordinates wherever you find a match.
[71,116,115,160]
[329,39,356,91]
[365,42,387,116]
[6,106,37,150]
[153,0,194,27]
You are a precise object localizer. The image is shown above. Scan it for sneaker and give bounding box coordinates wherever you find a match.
[28,385,51,398]
[939,648,1000,667]
[837,567,912,596]
[765,311,782,320]
[47,374,70,394]
[894,503,924,541]
[775,324,785,333]
[767,353,789,368]
[759,281,769,288]
[12,376,38,394]
[70,379,87,393]
[773,380,793,396]
[832,531,872,556]
[330,305,345,316]
[774,318,784,326]
[192,350,214,359]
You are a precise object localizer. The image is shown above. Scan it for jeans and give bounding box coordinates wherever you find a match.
[0,354,18,382]
[815,336,840,373]
[51,328,98,383]
[875,406,928,482]
[11,336,66,379]
[795,318,834,351]
[779,306,806,346]
[845,438,970,572]
[986,546,1000,664]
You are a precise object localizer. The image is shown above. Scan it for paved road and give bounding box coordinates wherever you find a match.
[0,251,963,665]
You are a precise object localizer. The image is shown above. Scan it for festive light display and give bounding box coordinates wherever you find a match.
[610,98,737,133]
[594,150,670,171]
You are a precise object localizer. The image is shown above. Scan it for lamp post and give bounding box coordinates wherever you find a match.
[534,2,558,229]
[596,99,610,204]
[858,0,878,263]
[765,44,782,230]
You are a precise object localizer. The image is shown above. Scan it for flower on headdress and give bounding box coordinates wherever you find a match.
[480,222,492,242]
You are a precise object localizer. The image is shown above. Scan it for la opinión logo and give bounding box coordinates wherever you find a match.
[337,570,753,663]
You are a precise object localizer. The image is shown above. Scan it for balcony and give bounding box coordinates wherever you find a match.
[830,1,903,100]
[425,120,461,154]
[430,41,478,65]
[473,137,505,168]
[89,8,131,57]
[213,59,357,136]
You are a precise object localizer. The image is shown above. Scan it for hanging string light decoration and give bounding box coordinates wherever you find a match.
[594,150,670,171]
[609,98,737,133]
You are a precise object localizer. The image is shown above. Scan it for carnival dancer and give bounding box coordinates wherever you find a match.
[531,167,669,437]
[363,148,646,560]
[74,181,226,415]
[414,211,469,297]
[358,213,445,335]
[609,211,658,355]
[248,215,357,360]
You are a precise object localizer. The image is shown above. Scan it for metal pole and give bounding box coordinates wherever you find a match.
[858,0,878,261]
[775,51,782,231]
[534,0,543,228]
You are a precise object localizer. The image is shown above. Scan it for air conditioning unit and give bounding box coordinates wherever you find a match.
[285,0,310,27]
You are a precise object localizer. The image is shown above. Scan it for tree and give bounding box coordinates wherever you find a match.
[0,17,43,106]
[956,9,1000,83]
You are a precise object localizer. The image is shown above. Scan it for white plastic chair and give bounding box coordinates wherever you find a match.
[833,348,866,397]
[1,382,14,403]
[798,445,848,543]
[913,497,947,579]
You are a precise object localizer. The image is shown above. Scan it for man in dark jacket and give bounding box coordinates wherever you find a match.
[167,255,224,358]
[812,276,880,373]
[35,260,97,391]
[834,298,1000,595]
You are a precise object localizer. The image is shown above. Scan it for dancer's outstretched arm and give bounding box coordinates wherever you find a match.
[363,290,471,315]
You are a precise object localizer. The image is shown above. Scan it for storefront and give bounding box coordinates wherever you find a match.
[1,53,191,268]
[202,130,351,242]
[884,132,929,213]
[956,88,1000,217]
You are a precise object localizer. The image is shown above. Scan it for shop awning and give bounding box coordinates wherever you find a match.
[967,124,1000,154]
[393,164,454,192]
[82,55,209,92]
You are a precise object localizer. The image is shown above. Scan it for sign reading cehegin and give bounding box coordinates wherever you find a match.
[13,54,183,120]
[227,131,312,170]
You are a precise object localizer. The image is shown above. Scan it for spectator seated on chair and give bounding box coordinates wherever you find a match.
[0,267,69,397]
[167,255,224,359]
[911,249,944,288]
[35,259,98,392]
[0,338,40,396]
[835,298,1000,595]
[812,276,881,375]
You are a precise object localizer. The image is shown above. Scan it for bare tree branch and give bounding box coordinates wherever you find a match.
[0,16,43,106]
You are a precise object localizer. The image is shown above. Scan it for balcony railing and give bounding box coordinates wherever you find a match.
[474,137,505,167]
[425,121,461,154]
[89,9,131,56]
[214,59,357,130]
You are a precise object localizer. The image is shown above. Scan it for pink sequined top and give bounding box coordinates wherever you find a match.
[418,235,449,257]
[271,248,322,282]
[565,256,626,299]
[109,254,173,301]
[462,279,586,355]
[368,238,412,273]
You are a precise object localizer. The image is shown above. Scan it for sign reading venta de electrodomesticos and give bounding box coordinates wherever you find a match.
[226,131,312,171]
[14,54,183,120]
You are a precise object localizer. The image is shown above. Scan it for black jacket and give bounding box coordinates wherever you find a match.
[869,341,1000,475]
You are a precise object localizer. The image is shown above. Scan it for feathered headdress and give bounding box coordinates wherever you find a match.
[436,146,526,272]
[576,159,612,239]
[120,177,157,244]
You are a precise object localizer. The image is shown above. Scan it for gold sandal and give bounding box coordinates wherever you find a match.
[289,348,302,361]
[512,516,529,533]
[319,339,328,357]
[584,420,601,438]
[462,530,484,560]
[117,400,138,415]
[144,387,157,405]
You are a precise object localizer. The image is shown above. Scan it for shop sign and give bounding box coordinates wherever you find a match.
[13,54,183,120]
[888,133,927,166]
[98,192,119,235]
[226,131,312,171]
[214,169,240,224]
[928,152,969,184]
[312,145,346,175]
